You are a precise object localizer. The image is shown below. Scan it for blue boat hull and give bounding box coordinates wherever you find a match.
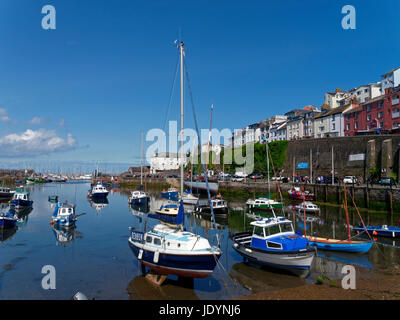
[0,217,17,229]
[353,226,400,238]
[91,192,109,199]
[10,199,33,209]
[128,240,220,278]
[308,240,373,253]
[130,196,150,205]
[161,191,179,199]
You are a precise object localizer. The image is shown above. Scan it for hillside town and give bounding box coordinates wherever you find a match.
[231,67,400,146]
[149,67,400,174]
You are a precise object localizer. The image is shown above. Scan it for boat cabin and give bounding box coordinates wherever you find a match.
[250,217,308,251]
[57,204,74,217]
[13,192,29,201]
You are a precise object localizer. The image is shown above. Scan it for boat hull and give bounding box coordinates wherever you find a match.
[289,194,315,201]
[353,226,400,238]
[0,216,17,229]
[194,206,228,215]
[10,199,33,209]
[161,191,179,198]
[248,203,283,211]
[90,192,109,199]
[232,232,315,276]
[128,239,220,278]
[306,236,373,253]
[184,181,219,193]
[130,196,150,205]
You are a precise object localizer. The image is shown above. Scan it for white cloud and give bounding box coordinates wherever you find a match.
[28,117,48,125]
[0,108,11,123]
[0,129,77,157]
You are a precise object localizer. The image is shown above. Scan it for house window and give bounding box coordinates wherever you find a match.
[346,114,350,121]
[367,115,372,121]
[355,122,358,129]
[367,105,372,112]
[332,123,335,130]
[378,101,383,108]
[364,89,368,93]
[354,112,358,119]
[380,121,384,128]
[357,91,361,95]
[346,123,350,130]
[394,122,399,128]
[378,111,383,119]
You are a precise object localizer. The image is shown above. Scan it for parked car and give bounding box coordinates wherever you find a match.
[343,176,358,184]
[231,175,245,182]
[379,177,397,187]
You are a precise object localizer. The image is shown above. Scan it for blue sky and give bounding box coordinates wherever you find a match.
[0,0,399,172]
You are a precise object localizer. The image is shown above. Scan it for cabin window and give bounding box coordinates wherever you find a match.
[265,225,280,236]
[266,241,283,249]
[177,243,181,248]
[279,223,293,233]
[153,238,161,246]
[146,236,152,243]
[253,226,265,238]
[167,242,170,246]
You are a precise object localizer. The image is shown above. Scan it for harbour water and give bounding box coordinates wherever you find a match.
[0,182,399,300]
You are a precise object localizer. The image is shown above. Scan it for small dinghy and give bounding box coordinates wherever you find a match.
[48,195,58,203]
[288,187,314,201]
[194,196,228,216]
[182,190,199,205]
[292,201,320,214]
[246,197,283,211]
[305,183,374,254]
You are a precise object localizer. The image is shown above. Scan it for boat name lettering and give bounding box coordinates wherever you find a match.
[131,231,144,242]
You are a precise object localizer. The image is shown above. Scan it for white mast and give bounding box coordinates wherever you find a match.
[179,42,184,197]
[140,131,143,187]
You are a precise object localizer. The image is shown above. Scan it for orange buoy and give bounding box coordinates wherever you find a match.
[373,230,378,236]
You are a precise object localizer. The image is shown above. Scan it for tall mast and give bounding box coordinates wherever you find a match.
[140,131,143,187]
[266,142,270,197]
[206,103,213,173]
[179,42,184,197]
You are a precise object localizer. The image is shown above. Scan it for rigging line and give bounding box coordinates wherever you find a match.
[183,55,219,243]
[162,52,180,133]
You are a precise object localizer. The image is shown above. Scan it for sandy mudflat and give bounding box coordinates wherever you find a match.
[237,266,400,300]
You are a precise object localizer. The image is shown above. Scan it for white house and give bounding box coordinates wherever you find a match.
[348,83,382,104]
[286,115,304,140]
[381,67,400,92]
[269,121,287,142]
[324,89,351,108]
[150,152,187,174]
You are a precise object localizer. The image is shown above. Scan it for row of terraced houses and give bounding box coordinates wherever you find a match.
[231,67,400,146]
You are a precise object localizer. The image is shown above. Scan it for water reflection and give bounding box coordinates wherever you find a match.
[0,226,18,242]
[51,224,83,247]
[89,198,109,213]
[126,276,199,300]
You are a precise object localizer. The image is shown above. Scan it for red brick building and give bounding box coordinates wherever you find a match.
[343,85,400,136]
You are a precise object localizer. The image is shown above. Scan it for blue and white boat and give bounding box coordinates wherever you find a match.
[232,217,315,276]
[129,201,222,278]
[10,188,33,209]
[161,188,179,199]
[88,182,109,199]
[51,202,77,227]
[0,212,17,229]
[353,224,400,238]
[129,190,150,205]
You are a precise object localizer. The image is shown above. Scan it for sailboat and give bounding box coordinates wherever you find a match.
[182,142,199,205]
[246,142,283,211]
[306,183,374,253]
[129,132,150,206]
[128,41,222,279]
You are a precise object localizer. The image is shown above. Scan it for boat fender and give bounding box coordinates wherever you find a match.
[138,249,143,260]
[153,250,160,263]
[245,248,252,253]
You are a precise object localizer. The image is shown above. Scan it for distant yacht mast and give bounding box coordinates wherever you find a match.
[179,41,184,197]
